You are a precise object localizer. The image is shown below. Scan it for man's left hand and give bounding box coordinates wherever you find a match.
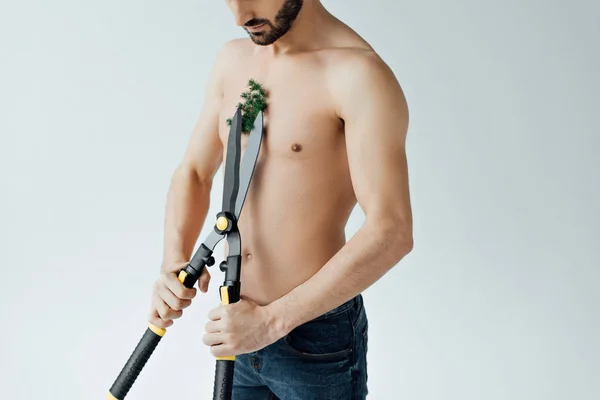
[203,296,284,357]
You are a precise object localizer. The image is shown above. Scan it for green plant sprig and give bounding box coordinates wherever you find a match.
[226,78,268,134]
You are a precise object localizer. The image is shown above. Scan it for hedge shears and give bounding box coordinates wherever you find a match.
[107,106,264,400]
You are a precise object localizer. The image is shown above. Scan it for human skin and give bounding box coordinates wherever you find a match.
[148,0,414,358]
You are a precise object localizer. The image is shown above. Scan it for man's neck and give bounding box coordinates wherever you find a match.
[261,1,336,56]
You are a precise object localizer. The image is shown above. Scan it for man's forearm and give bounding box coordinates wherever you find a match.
[267,217,413,335]
[161,166,212,269]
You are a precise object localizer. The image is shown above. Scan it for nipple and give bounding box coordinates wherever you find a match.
[291,143,302,152]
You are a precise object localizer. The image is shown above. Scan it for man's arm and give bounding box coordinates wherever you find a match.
[267,51,414,334]
[161,43,232,270]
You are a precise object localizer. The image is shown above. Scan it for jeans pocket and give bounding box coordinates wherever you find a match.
[282,309,354,361]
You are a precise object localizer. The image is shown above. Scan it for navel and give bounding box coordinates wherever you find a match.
[291,143,303,152]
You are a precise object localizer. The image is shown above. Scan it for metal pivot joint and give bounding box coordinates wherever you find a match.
[215,211,236,234]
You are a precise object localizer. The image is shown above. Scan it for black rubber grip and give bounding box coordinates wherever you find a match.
[108,327,163,399]
[213,359,235,400]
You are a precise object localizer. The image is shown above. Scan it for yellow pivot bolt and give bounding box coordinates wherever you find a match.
[216,216,229,231]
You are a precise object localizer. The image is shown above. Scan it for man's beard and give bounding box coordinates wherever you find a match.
[245,0,303,46]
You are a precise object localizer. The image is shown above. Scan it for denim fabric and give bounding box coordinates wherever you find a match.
[232,294,369,400]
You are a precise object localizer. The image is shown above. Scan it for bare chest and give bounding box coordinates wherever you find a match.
[217,56,342,161]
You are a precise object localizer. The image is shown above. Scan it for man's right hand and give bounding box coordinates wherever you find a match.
[148,260,211,329]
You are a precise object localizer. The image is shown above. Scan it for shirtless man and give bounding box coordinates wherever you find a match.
[149,1,413,398]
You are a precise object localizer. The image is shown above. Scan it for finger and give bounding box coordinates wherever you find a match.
[210,344,235,358]
[148,306,173,328]
[203,332,227,347]
[164,272,197,300]
[157,283,191,311]
[148,309,173,329]
[208,305,224,321]
[205,319,224,333]
[198,267,211,293]
[154,293,183,320]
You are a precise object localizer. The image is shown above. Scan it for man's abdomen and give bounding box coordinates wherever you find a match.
[231,151,357,305]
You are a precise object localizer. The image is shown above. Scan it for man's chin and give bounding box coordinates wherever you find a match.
[248,33,275,46]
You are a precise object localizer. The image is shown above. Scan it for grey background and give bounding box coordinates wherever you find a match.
[1,0,599,399]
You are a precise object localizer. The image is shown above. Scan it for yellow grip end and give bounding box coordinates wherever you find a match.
[106,392,118,400]
[216,356,236,361]
[178,270,188,284]
[148,323,167,337]
[220,286,230,305]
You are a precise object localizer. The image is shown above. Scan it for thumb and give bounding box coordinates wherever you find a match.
[198,266,211,293]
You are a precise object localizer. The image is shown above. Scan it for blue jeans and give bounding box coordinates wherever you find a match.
[232,294,369,400]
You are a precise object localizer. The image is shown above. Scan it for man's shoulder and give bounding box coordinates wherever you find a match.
[217,38,252,59]
[316,24,383,70]
[221,37,252,50]
[212,38,253,71]
[319,42,405,123]
[326,48,384,75]
[322,40,390,78]
[324,47,398,100]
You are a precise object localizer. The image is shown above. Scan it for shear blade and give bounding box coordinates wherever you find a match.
[234,111,264,219]
[221,107,243,214]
